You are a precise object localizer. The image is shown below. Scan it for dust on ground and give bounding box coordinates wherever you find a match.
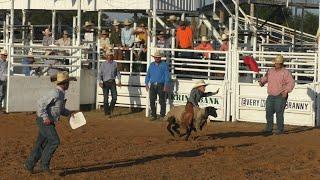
[1,108,320,179]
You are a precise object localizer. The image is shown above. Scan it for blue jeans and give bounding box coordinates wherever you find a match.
[265,95,287,132]
[103,80,117,115]
[0,80,6,107]
[25,117,60,170]
[149,83,166,117]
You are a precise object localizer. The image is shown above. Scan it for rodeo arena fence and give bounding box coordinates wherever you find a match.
[0,0,320,127]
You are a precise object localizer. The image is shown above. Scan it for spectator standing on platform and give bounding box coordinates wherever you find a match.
[98,49,122,118]
[194,36,214,59]
[176,21,193,58]
[25,71,76,174]
[99,30,111,49]
[110,19,123,62]
[134,23,148,44]
[56,30,71,46]
[0,49,8,113]
[121,19,134,59]
[167,15,179,29]
[219,34,229,51]
[259,55,295,135]
[42,28,54,46]
[145,51,170,121]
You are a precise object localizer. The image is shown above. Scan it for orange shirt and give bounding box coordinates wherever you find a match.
[176,26,193,49]
[220,42,229,51]
[194,43,214,59]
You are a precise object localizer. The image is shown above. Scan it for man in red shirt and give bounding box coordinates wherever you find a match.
[259,55,295,135]
[194,36,214,59]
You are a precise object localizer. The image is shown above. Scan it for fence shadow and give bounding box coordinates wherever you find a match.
[59,143,254,176]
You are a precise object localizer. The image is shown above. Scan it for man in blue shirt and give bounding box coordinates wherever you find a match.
[0,49,8,113]
[145,51,170,120]
[98,49,122,118]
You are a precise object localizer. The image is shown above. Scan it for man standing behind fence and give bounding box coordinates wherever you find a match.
[145,51,170,121]
[98,49,122,118]
[259,55,295,135]
[0,49,7,113]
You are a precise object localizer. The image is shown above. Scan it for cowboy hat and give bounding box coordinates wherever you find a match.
[45,50,54,56]
[112,19,120,26]
[193,80,208,89]
[201,36,210,42]
[134,36,142,43]
[123,19,132,26]
[0,49,8,55]
[54,71,77,85]
[104,49,114,56]
[83,21,94,27]
[27,51,34,58]
[220,34,228,41]
[42,28,52,35]
[139,23,145,27]
[167,15,177,22]
[272,55,284,64]
[62,30,69,35]
[152,50,162,58]
[101,30,108,35]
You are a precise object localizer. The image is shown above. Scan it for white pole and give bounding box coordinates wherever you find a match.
[152,0,157,48]
[77,0,81,46]
[6,0,14,112]
[72,16,76,46]
[231,0,239,122]
[51,10,56,44]
[96,10,102,110]
[22,9,26,45]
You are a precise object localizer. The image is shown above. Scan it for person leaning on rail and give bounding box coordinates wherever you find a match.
[259,55,295,135]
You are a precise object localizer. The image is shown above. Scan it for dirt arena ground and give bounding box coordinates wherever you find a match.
[1,108,320,180]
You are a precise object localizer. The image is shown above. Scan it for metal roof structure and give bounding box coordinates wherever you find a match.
[0,0,200,11]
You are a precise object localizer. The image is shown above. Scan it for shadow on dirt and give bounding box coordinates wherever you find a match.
[59,143,254,176]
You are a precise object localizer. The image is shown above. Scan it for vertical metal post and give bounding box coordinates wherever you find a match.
[226,17,233,122]
[72,16,76,46]
[95,10,102,110]
[5,14,9,45]
[6,0,14,112]
[146,12,152,116]
[77,0,81,46]
[22,9,26,45]
[52,10,56,44]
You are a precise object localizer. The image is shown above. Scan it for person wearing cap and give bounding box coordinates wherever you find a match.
[176,21,193,57]
[98,49,122,118]
[0,49,8,112]
[157,31,171,64]
[121,19,134,60]
[145,51,170,121]
[259,55,295,135]
[25,71,76,174]
[56,30,71,46]
[219,34,229,51]
[181,80,219,130]
[110,19,123,68]
[167,15,178,29]
[194,36,214,59]
[22,51,35,76]
[99,30,111,49]
[42,28,54,46]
